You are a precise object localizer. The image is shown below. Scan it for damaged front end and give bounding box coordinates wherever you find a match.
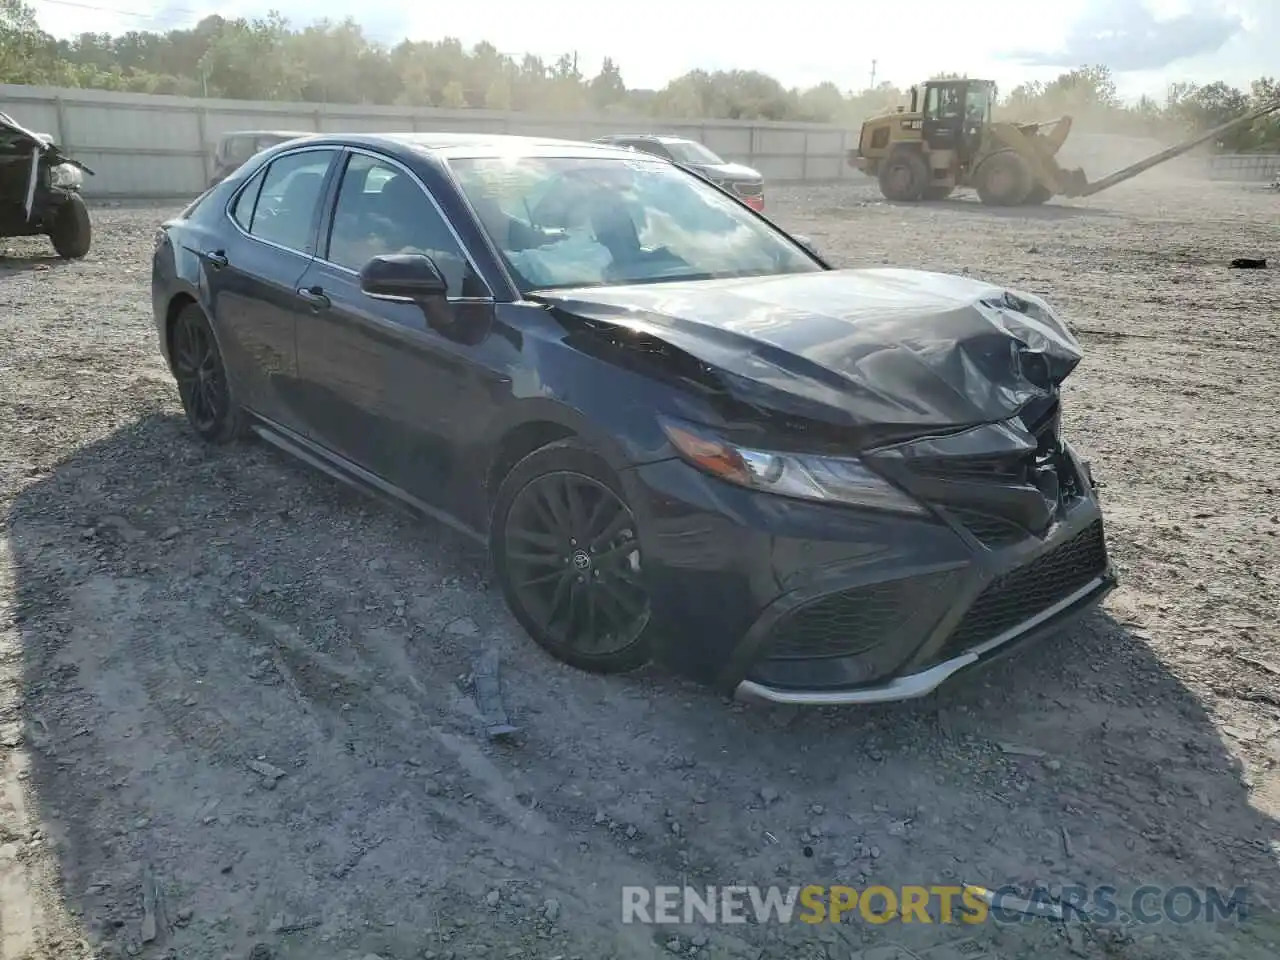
[541,268,1087,448]
[1,110,94,237]
[538,268,1115,704]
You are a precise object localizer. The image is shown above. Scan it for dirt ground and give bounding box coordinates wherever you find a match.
[2,174,1279,960]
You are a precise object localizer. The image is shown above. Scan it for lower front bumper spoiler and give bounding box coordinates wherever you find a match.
[734,573,1114,706]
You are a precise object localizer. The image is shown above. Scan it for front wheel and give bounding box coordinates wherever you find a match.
[49,193,92,259]
[975,151,1033,206]
[490,440,654,674]
[170,303,247,443]
[878,149,929,202]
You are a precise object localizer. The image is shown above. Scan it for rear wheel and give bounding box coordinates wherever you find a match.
[975,151,1033,206]
[49,193,91,259]
[490,440,653,674]
[170,303,247,443]
[878,148,928,202]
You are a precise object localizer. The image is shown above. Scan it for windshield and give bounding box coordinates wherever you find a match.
[665,139,725,165]
[447,155,820,292]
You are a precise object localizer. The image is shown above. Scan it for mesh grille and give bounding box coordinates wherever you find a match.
[767,573,949,661]
[940,520,1107,658]
[947,508,1029,548]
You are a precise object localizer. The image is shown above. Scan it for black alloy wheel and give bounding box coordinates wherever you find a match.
[170,304,244,443]
[491,441,653,673]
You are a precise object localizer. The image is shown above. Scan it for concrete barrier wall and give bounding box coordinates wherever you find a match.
[6,83,1275,197]
[1,83,860,199]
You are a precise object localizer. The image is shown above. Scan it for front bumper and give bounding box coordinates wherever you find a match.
[623,442,1114,705]
[735,571,1113,705]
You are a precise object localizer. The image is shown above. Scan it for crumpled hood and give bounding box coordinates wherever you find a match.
[539,267,1082,434]
[0,111,94,173]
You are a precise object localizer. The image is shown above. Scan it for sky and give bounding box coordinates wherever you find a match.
[27,0,1277,103]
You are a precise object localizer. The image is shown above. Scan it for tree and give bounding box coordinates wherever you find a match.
[589,57,626,111]
[197,14,305,101]
[439,80,468,108]
[796,82,846,122]
[483,75,512,111]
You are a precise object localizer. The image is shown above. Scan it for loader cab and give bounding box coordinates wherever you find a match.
[920,79,994,169]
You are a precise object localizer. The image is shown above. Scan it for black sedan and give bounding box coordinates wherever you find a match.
[151,132,1116,706]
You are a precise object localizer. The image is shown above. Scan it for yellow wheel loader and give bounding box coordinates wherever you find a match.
[849,78,1280,206]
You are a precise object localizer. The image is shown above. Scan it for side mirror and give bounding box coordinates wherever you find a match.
[359,253,448,300]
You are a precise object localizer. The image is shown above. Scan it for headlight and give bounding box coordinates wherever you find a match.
[50,163,83,189]
[659,416,929,515]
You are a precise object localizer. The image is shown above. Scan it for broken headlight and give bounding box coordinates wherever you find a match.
[50,163,83,189]
[659,416,928,516]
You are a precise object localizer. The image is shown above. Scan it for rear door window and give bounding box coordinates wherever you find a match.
[236,148,338,253]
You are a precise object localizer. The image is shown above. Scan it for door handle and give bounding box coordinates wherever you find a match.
[296,285,331,310]
[204,249,228,269]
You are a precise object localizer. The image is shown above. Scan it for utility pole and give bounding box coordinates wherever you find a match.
[870,59,877,90]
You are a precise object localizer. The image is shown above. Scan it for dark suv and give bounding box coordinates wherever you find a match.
[592,134,765,210]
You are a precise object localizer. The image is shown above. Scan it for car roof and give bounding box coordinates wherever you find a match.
[596,133,694,145]
[271,132,652,162]
[221,130,312,139]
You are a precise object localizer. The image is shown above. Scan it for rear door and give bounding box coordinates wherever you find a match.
[292,148,500,510]
[209,146,341,437]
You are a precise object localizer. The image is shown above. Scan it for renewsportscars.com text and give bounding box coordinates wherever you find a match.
[621,884,1249,926]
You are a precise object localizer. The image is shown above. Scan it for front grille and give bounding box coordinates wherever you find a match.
[766,572,952,661]
[939,519,1107,658]
[914,456,1026,482]
[947,508,1029,548]
[731,180,764,198]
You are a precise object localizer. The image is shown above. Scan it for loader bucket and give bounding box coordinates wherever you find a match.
[1060,167,1089,196]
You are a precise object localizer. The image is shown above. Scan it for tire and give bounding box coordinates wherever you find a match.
[1024,184,1053,205]
[49,193,92,259]
[169,303,247,444]
[877,147,928,202]
[490,439,654,674]
[924,185,955,201]
[975,150,1033,206]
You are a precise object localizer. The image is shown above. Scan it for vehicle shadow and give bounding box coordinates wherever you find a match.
[0,251,72,271]
[6,413,1278,959]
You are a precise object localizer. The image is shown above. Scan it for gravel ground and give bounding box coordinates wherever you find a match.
[1,175,1279,960]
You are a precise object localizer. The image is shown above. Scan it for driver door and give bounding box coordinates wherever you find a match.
[921,82,965,154]
[293,149,497,510]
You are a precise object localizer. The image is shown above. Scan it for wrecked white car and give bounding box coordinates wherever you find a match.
[0,111,94,259]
